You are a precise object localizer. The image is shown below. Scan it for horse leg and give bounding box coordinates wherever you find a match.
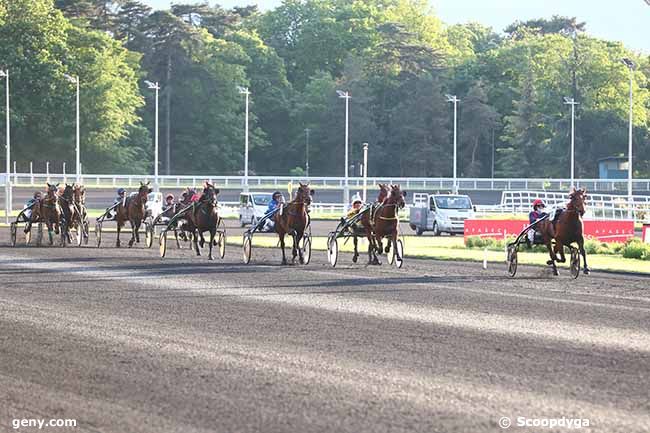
[135,220,141,244]
[393,237,400,261]
[208,229,215,260]
[174,229,181,248]
[199,231,206,248]
[279,233,287,265]
[47,222,54,245]
[116,221,122,247]
[578,238,590,275]
[352,235,359,263]
[193,230,201,256]
[295,231,304,264]
[385,237,391,254]
[545,241,559,276]
[128,221,136,248]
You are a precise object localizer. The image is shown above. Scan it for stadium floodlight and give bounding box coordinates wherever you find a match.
[563,97,579,189]
[64,74,81,183]
[445,95,460,194]
[146,81,160,192]
[1,69,9,223]
[621,58,636,217]
[337,90,351,205]
[237,87,250,191]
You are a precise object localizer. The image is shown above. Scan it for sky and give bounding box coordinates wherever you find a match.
[143,0,649,53]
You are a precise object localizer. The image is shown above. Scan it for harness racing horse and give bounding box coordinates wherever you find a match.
[274,183,313,265]
[59,184,80,246]
[361,184,406,265]
[186,182,220,260]
[542,188,590,276]
[349,184,390,263]
[41,183,62,245]
[116,182,152,248]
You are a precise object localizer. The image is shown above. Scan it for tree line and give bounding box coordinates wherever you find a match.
[0,0,648,178]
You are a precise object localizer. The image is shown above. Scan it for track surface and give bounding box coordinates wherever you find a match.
[1,225,649,433]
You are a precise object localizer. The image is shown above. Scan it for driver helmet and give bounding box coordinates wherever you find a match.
[33,191,42,199]
[532,198,545,209]
[117,188,126,196]
[272,191,282,200]
[165,193,174,201]
[351,194,363,206]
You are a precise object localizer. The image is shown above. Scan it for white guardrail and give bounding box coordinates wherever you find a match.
[2,173,650,192]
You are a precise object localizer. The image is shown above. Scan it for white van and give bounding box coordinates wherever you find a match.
[409,193,475,235]
[239,192,273,227]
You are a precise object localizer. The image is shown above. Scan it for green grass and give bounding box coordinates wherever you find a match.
[227,234,650,274]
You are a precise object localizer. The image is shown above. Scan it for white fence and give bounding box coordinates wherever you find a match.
[500,191,650,222]
[2,173,650,192]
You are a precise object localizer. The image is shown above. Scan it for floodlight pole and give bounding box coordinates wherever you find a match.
[564,97,579,189]
[238,86,251,192]
[146,81,160,193]
[1,69,9,223]
[446,95,460,194]
[622,58,635,218]
[337,90,351,205]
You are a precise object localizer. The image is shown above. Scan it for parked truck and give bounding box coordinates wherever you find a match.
[408,193,475,236]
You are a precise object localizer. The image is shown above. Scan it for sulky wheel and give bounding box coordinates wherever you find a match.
[36,223,43,246]
[159,231,168,258]
[395,239,404,269]
[10,223,17,247]
[218,231,226,259]
[145,223,154,249]
[507,245,518,278]
[327,233,338,268]
[301,233,312,265]
[570,247,581,279]
[243,232,252,264]
[95,221,102,248]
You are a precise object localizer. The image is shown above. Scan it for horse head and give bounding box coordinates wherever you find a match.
[202,182,220,204]
[568,187,587,216]
[73,184,86,204]
[63,183,75,199]
[388,184,406,209]
[296,182,312,205]
[138,182,152,199]
[377,184,389,203]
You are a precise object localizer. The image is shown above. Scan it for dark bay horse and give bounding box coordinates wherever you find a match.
[186,182,221,260]
[541,188,590,276]
[274,182,313,265]
[360,184,406,265]
[41,183,62,245]
[116,182,152,247]
[59,184,79,246]
[349,184,390,263]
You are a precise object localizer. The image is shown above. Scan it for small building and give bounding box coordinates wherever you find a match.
[598,156,628,179]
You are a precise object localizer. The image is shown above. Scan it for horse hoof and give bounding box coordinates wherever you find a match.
[546,260,554,265]
[281,259,287,265]
[352,255,358,263]
[208,256,214,261]
[553,269,559,276]
[584,268,590,275]
[384,246,390,253]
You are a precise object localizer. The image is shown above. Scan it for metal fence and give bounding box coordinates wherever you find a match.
[2,173,650,192]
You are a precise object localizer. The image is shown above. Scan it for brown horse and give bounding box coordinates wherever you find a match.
[73,184,88,243]
[41,183,62,245]
[59,184,79,246]
[541,188,590,276]
[274,182,313,265]
[186,182,221,260]
[349,184,390,263]
[116,182,152,247]
[360,184,406,265]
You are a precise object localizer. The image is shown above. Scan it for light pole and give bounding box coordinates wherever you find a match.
[563,97,579,189]
[237,86,250,192]
[621,58,635,217]
[64,74,80,184]
[445,94,460,194]
[362,142,368,203]
[1,69,9,223]
[145,81,160,193]
[304,128,310,177]
[336,90,351,205]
